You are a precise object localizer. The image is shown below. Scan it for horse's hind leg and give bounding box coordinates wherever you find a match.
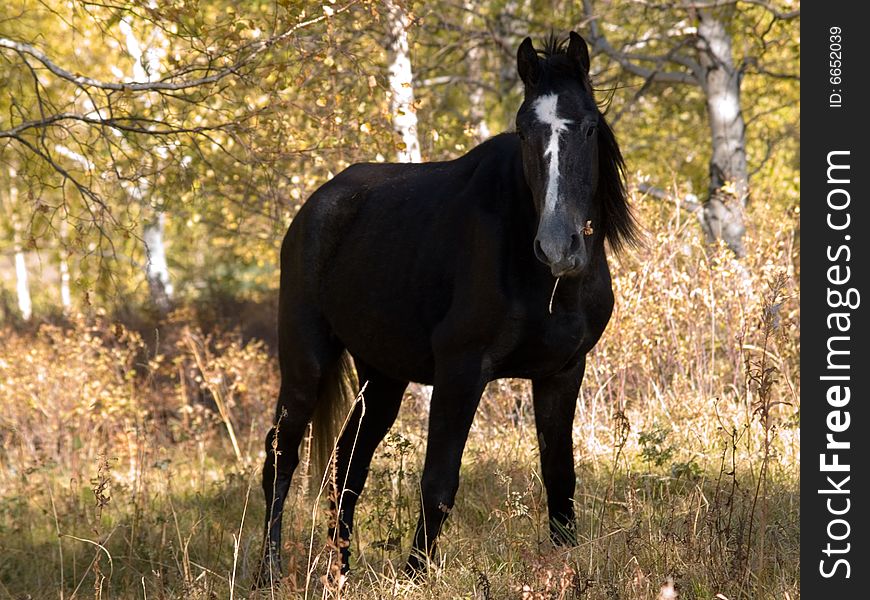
[255,313,342,588]
[330,362,407,573]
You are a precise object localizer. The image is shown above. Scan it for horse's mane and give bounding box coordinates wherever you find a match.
[596,118,638,252]
[535,34,639,252]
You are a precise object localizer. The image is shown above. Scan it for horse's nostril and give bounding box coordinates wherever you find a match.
[569,233,582,254]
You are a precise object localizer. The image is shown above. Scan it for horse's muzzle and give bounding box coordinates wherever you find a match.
[534,233,588,277]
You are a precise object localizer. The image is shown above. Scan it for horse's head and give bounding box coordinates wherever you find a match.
[516,32,629,277]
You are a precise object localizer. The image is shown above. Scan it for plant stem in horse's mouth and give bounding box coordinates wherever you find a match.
[548,277,560,315]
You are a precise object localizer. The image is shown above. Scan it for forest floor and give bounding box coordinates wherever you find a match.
[0,329,799,600]
[0,198,801,599]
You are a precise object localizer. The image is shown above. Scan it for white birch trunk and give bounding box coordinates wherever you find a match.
[385,0,422,163]
[14,250,31,321]
[59,220,71,312]
[463,3,490,143]
[120,18,173,310]
[697,9,748,257]
[385,1,428,407]
[8,167,31,321]
[51,154,83,314]
[14,249,32,322]
[143,213,173,313]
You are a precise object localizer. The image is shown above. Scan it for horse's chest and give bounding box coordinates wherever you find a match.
[497,310,594,379]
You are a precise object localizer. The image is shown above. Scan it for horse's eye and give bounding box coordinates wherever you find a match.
[586,126,596,138]
[517,131,526,141]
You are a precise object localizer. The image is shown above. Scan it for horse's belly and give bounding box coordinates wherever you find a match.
[342,328,436,384]
[323,293,438,384]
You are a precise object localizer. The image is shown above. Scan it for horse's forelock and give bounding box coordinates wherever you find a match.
[534,35,593,97]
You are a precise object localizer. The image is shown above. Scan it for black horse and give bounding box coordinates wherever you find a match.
[256,32,637,585]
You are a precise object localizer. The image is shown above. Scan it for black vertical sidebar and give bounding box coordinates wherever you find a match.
[802,3,869,597]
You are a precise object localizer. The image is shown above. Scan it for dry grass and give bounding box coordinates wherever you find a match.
[0,194,799,599]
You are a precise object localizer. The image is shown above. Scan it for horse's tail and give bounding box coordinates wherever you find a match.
[309,351,358,493]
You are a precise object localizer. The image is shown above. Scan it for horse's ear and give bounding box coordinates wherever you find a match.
[567,31,591,75]
[517,37,541,87]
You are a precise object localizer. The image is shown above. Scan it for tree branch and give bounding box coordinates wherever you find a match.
[629,0,799,20]
[740,0,799,19]
[0,2,356,93]
[742,57,799,80]
[637,182,703,214]
[9,133,113,220]
[581,0,701,86]
[0,113,235,140]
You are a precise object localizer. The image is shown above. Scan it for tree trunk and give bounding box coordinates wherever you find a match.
[385,0,422,163]
[696,9,749,257]
[14,248,31,322]
[463,3,490,144]
[143,213,173,315]
[120,17,174,311]
[8,167,32,321]
[59,219,71,313]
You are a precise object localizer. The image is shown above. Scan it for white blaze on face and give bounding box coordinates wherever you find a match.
[533,94,572,217]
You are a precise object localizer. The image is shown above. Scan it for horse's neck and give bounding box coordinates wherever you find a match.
[506,138,531,201]
[499,141,537,233]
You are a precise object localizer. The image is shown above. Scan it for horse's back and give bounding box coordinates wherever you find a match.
[283,136,518,280]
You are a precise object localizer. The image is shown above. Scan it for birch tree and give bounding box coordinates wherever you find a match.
[58,220,71,313]
[6,166,32,321]
[118,17,173,312]
[51,145,94,313]
[463,3,491,144]
[385,0,422,163]
[581,0,799,257]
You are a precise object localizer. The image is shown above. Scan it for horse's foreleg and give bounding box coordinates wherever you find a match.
[532,356,585,545]
[405,365,486,575]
